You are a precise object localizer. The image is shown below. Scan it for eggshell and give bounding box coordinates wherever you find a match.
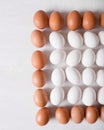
[98,87,104,105]
[96,48,104,67]
[33,10,49,29]
[67,10,81,30]
[50,88,64,105]
[82,68,96,86]
[82,87,96,106]
[84,31,99,48]
[96,69,104,87]
[65,67,81,85]
[55,107,70,124]
[86,106,99,123]
[33,89,48,107]
[51,68,65,86]
[82,49,95,67]
[36,107,50,126]
[49,32,65,49]
[50,50,66,65]
[98,31,104,45]
[31,51,46,69]
[49,11,64,31]
[67,31,83,48]
[100,106,104,122]
[71,106,84,123]
[100,12,104,28]
[82,11,96,30]
[66,50,81,67]
[67,86,82,105]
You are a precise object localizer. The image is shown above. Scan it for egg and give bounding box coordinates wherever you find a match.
[100,12,104,28]
[33,10,49,29]
[66,50,81,67]
[82,11,96,30]
[100,106,104,122]
[50,50,66,65]
[82,68,96,85]
[51,68,65,86]
[33,89,48,107]
[84,31,99,48]
[86,106,99,123]
[31,30,46,48]
[67,86,82,105]
[49,32,65,49]
[55,107,70,124]
[67,10,81,30]
[32,70,46,88]
[96,48,104,67]
[36,107,50,126]
[50,88,64,105]
[82,87,96,106]
[71,106,84,123]
[82,49,95,67]
[65,67,81,85]
[67,31,83,48]
[96,69,104,87]
[98,31,104,45]
[49,11,64,31]
[98,87,104,105]
[31,51,46,69]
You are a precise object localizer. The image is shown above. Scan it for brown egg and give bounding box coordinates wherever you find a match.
[33,89,48,107]
[55,107,70,124]
[82,11,96,30]
[36,107,50,126]
[31,51,46,69]
[31,30,46,48]
[67,10,81,30]
[71,106,84,123]
[100,12,104,28]
[100,106,104,122]
[86,106,99,123]
[49,11,64,31]
[33,10,49,29]
[32,70,46,88]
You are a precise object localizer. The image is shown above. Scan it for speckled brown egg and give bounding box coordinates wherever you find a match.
[100,106,104,122]
[36,107,50,126]
[55,107,70,124]
[67,10,81,30]
[71,106,84,123]
[100,12,104,28]
[82,11,96,30]
[31,51,46,69]
[31,30,46,48]
[33,10,49,29]
[49,11,64,31]
[86,106,99,123]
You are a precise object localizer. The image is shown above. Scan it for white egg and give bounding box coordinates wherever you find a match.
[49,32,65,49]
[82,87,96,106]
[84,31,99,48]
[67,86,82,105]
[98,31,104,45]
[98,87,104,105]
[96,48,104,67]
[96,69,104,87]
[50,50,66,65]
[65,67,81,85]
[82,49,95,67]
[66,50,81,67]
[67,31,83,48]
[51,68,65,86]
[50,88,64,105]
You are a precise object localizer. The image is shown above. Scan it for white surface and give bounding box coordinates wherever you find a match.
[0,0,104,130]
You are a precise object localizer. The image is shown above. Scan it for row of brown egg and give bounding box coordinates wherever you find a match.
[36,106,104,126]
[33,10,104,31]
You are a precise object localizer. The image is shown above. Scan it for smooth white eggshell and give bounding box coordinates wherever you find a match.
[66,50,81,67]
[82,87,96,106]
[67,31,83,48]
[98,31,104,45]
[96,48,104,67]
[96,69,104,87]
[98,87,104,105]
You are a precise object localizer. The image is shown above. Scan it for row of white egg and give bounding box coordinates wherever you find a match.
[51,68,104,87]
[50,86,104,106]
[49,31,104,49]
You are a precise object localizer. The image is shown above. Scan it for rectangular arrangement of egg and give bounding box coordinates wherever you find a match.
[31,10,104,126]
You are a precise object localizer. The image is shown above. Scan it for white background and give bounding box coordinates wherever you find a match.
[0,0,104,130]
